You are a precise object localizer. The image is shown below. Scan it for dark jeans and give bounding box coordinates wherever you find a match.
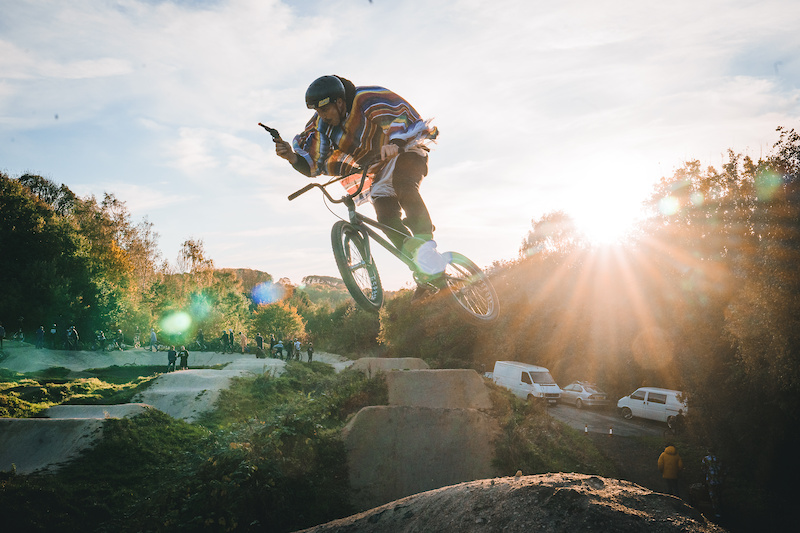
[373,152,433,250]
[666,478,680,497]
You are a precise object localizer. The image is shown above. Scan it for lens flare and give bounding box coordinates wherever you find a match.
[189,294,212,319]
[658,196,680,216]
[252,282,285,305]
[161,311,192,335]
[755,171,781,201]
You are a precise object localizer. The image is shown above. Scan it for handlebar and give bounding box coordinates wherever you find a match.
[287,163,373,204]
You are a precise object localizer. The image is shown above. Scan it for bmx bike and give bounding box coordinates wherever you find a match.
[287,164,499,324]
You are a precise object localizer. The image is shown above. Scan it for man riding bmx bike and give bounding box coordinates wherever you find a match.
[274,75,445,297]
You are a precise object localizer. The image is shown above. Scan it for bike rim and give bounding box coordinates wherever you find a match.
[344,231,380,303]
[442,258,496,319]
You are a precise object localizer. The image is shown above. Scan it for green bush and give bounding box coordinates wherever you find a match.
[488,383,616,477]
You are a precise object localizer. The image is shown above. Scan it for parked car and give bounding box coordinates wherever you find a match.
[491,361,561,403]
[617,387,688,426]
[559,381,610,409]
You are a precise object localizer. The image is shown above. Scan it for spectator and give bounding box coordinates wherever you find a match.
[256,332,263,351]
[49,324,57,349]
[178,346,189,370]
[307,342,313,363]
[285,339,293,360]
[0,323,5,349]
[239,331,248,353]
[167,346,177,372]
[35,326,45,349]
[702,449,724,518]
[150,328,158,352]
[62,327,70,350]
[115,329,124,350]
[294,339,301,361]
[658,444,684,497]
[220,329,230,353]
[68,326,79,350]
[228,329,234,352]
[96,330,107,350]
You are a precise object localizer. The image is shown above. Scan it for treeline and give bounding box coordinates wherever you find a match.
[378,127,799,529]
[0,173,377,353]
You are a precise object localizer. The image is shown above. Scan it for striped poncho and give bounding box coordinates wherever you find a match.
[292,86,438,190]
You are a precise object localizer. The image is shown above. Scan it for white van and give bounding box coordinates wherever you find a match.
[491,361,561,403]
[617,387,688,426]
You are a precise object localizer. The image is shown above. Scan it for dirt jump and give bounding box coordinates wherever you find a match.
[0,343,350,474]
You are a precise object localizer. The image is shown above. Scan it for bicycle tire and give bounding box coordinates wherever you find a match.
[439,252,499,324]
[331,220,384,312]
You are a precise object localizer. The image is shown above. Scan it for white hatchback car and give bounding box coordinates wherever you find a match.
[617,387,688,426]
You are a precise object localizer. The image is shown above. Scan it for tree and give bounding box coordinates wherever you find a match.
[252,302,306,341]
[520,211,586,258]
[0,173,91,333]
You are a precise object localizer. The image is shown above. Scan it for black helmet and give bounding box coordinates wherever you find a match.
[305,75,345,109]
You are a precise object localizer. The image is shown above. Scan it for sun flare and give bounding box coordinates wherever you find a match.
[567,194,644,245]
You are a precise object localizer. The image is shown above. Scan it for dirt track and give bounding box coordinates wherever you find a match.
[0,342,351,473]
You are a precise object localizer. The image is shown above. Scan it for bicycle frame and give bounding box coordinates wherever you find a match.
[288,164,418,271]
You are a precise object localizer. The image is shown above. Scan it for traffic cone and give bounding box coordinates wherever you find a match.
[584,424,589,435]
[608,426,613,437]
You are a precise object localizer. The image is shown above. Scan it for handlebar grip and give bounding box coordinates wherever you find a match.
[288,183,316,201]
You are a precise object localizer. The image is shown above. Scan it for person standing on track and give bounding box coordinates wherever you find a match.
[274,75,445,295]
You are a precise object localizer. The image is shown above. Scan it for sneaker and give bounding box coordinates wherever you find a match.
[414,240,449,275]
[402,235,427,257]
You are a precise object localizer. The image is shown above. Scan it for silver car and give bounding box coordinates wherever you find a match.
[559,381,610,409]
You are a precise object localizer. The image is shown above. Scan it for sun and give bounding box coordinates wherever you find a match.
[567,194,644,245]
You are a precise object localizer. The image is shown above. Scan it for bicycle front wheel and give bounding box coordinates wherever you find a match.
[331,221,384,312]
[440,252,499,324]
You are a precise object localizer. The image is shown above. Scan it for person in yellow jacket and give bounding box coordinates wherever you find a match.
[658,444,684,496]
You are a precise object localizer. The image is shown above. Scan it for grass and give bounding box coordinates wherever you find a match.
[0,364,231,417]
[486,382,618,478]
[0,361,389,533]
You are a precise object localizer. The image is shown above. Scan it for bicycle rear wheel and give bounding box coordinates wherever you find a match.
[331,220,384,312]
[439,252,499,324]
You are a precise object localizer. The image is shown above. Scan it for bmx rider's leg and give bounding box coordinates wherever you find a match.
[392,152,433,239]
[373,196,410,250]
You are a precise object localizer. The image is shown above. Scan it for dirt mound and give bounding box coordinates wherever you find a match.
[349,357,428,377]
[343,405,499,511]
[42,404,152,419]
[385,369,491,409]
[297,473,725,533]
[0,418,105,474]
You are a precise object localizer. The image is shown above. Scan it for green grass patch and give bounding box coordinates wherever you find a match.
[487,382,618,477]
[0,366,167,417]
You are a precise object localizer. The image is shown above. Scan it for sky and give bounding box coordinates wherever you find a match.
[1,0,799,290]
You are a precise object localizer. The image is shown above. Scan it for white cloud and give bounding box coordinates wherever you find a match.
[2,0,800,287]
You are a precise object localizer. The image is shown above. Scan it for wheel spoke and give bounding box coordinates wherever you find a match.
[439,253,498,323]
